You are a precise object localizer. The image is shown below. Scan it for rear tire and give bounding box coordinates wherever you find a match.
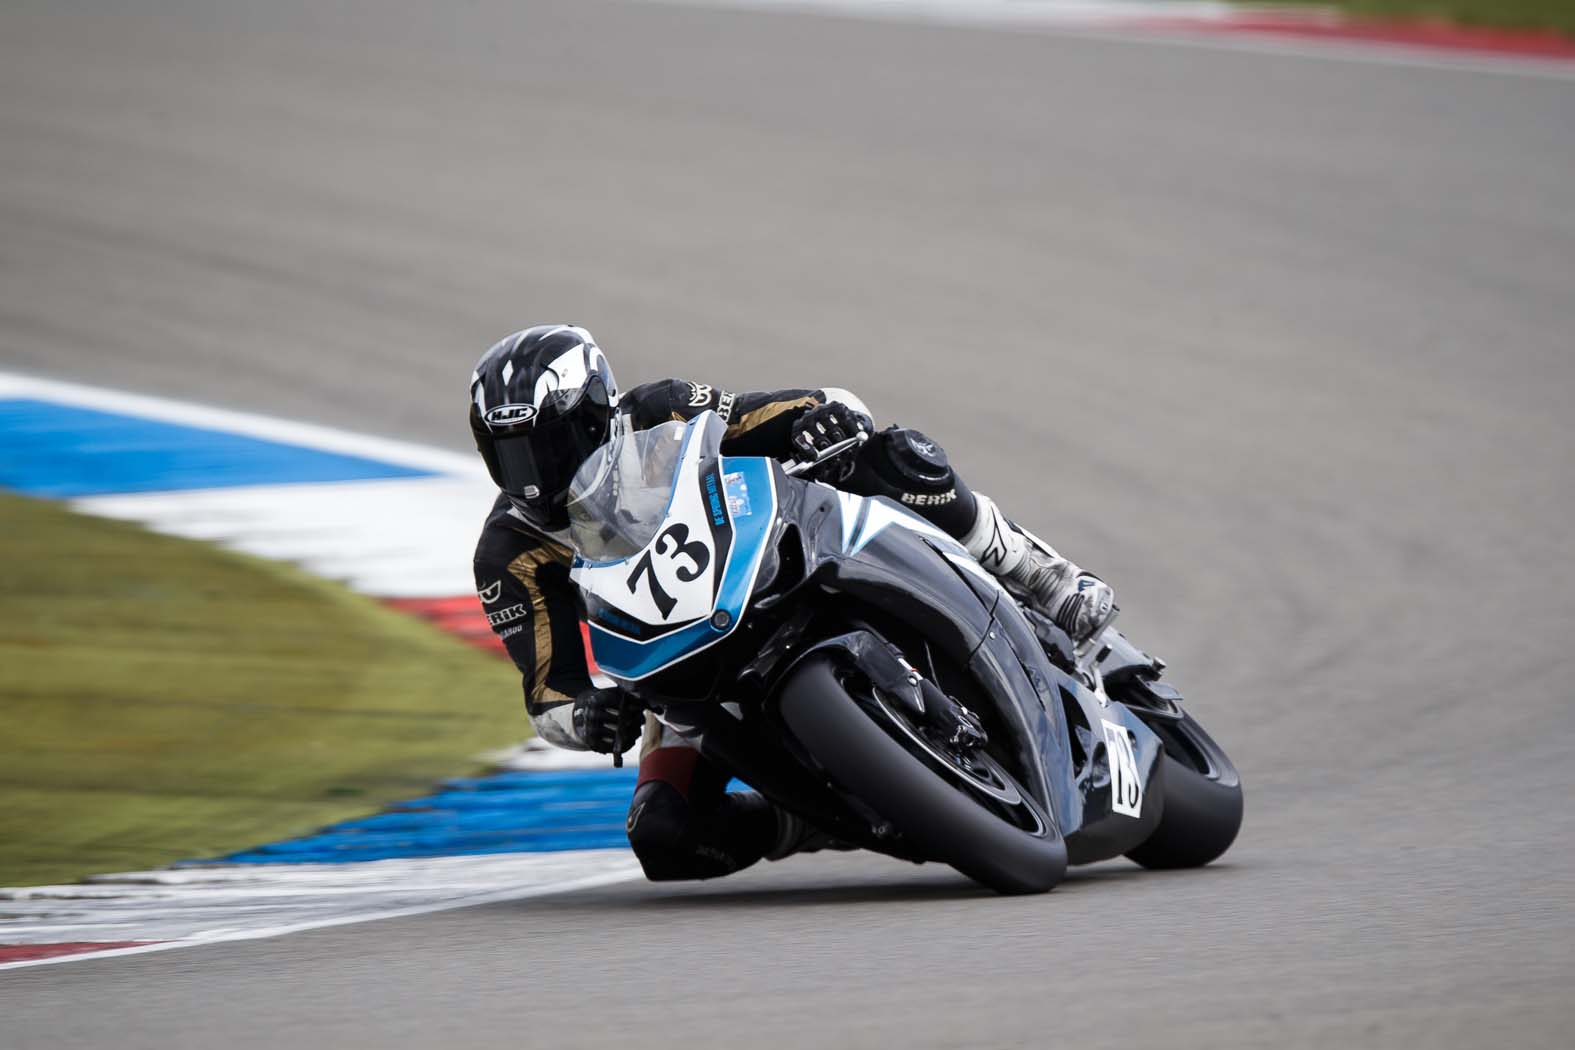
[779,654,1067,895]
[1124,712,1243,870]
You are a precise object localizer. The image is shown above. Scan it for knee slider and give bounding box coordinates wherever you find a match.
[857,427,954,499]
[625,780,690,871]
[850,427,976,532]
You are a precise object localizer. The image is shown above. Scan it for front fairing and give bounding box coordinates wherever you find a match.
[570,413,779,682]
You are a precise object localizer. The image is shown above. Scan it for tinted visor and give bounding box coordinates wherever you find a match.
[492,377,615,507]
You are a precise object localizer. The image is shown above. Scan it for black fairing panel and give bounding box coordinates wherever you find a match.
[796,485,996,660]
[944,558,1166,863]
[972,597,1084,835]
[1060,681,1167,864]
[725,470,1168,862]
[789,484,1068,825]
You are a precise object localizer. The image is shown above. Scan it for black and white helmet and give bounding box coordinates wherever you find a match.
[469,325,621,531]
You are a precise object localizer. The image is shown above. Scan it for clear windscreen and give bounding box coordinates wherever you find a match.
[566,415,725,561]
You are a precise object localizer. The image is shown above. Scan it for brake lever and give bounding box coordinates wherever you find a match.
[782,431,869,478]
[611,694,628,769]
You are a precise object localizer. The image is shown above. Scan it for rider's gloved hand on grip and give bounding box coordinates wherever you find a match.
[791,402,872,482]
[572,687,642,754]
[791,402,872,459]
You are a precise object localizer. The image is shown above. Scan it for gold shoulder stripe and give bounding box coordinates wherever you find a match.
[725,395,817,439]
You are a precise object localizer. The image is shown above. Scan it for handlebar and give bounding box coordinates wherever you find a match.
[782,431,870,478]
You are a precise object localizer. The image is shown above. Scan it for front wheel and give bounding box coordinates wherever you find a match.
[778,654,1067,895]
[1124,711,1244,870]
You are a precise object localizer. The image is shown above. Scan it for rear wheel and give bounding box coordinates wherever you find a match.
[1124,711,1243,870]
[778,654,1067,895]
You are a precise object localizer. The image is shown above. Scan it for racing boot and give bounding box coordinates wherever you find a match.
[767,807,853,860]
[961,493,1116,646]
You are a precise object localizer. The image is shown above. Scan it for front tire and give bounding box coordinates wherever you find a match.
[1124,711,1243,870]
[778,654,1067,895]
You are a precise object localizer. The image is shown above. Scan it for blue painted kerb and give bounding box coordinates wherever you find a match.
[0,398,432,497]
[197,769,643,865]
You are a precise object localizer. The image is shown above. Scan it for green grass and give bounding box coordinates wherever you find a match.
[1250,1,1575,37]
[0,493,524,887]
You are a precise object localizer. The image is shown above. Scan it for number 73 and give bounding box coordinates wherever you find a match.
[625,524,710,620]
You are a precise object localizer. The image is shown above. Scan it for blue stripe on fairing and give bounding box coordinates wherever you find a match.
[587,455,777,679]
[0,398,432,497]
[196,769,749,864]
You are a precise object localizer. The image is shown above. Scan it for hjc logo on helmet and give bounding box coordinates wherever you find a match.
[484,403,538,426]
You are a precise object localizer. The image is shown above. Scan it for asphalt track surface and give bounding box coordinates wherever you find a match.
[3,1,1573,1046]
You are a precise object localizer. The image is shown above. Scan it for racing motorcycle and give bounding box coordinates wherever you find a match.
[567,412,1243,894]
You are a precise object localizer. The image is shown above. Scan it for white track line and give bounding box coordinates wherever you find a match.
[655,0,1249,26]
[75,476,498,597]
[0,853,644,971]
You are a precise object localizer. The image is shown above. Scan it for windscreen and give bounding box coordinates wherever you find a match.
[566,415,725,561]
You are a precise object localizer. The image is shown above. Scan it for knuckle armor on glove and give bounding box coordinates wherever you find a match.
[791,402,872,455]
[790,400,873,482]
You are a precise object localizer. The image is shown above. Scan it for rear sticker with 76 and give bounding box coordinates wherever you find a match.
[1101,719,1143,818]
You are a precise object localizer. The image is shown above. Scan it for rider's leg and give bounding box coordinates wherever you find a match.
[959,492,1116,645]
[844,427,1116,645]
[625,717,823,881]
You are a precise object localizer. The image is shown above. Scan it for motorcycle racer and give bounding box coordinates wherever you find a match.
[470,324,1115,880]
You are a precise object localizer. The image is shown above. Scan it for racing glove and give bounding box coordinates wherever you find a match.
[571,687,643,755]
[791,401,873,481]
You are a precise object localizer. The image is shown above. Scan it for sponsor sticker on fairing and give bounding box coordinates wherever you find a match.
[723,471,751,518]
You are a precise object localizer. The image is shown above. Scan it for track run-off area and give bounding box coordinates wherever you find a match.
[2,2,1573,1048]
[0,371,648,966]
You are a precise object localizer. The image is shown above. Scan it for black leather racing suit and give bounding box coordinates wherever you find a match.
[473,379,980,881]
